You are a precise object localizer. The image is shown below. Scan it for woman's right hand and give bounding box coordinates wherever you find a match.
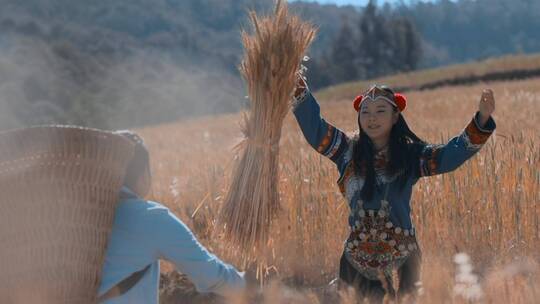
[293,73,308,100]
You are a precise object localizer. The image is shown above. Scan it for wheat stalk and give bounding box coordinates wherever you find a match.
[219,0,316,264]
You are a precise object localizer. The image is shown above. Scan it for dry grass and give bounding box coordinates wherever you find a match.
[218,0,316,265]
[140,77,539,303]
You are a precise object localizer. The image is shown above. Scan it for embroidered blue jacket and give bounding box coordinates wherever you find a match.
[293,90,496,230]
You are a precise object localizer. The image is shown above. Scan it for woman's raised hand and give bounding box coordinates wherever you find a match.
[293,73,308,100]
[478,89,495,127]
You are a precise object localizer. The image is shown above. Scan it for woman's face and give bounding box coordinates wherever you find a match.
[358,98,399,142]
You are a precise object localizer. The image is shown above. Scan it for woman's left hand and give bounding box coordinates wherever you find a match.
[478,89,495,127]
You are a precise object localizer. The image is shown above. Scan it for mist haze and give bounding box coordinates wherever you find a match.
[0,0,538,130]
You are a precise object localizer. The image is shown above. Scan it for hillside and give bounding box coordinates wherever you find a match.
[316,53,540,101]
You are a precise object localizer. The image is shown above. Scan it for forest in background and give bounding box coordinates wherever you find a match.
[0,0,538,129]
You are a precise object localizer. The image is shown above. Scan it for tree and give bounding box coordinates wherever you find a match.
[330,20,362,82]
[324,0,423,85]
[357,1,397,78]
[388,17,422,72]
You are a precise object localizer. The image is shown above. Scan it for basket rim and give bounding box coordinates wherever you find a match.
[0,124,136,176]
[0,124,121,137]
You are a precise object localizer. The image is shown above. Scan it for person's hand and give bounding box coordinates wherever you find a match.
[478,89,495,127]
[241,269,263,302]
[293,73,308,99]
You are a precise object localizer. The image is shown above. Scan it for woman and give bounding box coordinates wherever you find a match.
[292,77,495,301]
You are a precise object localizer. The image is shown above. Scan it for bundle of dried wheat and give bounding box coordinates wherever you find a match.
[219,0,316,262]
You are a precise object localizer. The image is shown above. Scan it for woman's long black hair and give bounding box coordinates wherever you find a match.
[352,86,425,202]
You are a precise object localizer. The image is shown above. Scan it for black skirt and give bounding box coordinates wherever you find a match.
[338,249,422,303]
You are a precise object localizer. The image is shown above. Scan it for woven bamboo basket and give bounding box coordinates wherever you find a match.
[0,125,135,304]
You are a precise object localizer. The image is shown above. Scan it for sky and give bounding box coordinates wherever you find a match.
[291,0,441,6]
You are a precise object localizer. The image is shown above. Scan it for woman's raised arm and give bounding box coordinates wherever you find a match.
[292,77,349,167]
[416,89,496,177]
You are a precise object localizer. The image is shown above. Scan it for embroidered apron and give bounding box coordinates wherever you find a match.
[344,185,419,281]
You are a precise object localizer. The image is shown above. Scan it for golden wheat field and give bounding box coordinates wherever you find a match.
[139,77,539,303]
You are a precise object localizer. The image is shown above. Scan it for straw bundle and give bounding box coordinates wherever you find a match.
[220,0,316,260]
[0,125,134,304]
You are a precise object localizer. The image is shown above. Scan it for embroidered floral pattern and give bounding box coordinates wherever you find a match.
[461,131,483,151]
[337,146,399,196]
[338,162,356,197]
[338,144,418,281]
[324,130,345,159]
[344,200,418,281]
[466,119,492,145]
[462,118,491,150]
[374,148,400,184]
[317,125,335,153]
[313,125,349,161]
[419,144,443,177]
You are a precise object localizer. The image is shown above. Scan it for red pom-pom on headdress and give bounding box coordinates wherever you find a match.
[394,93,407,112]
[353,91,407,112]
[353,95,363,112]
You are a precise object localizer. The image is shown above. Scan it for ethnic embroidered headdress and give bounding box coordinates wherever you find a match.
[353,85,407,112]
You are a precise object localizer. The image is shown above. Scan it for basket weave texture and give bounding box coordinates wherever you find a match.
[0,125,135,304]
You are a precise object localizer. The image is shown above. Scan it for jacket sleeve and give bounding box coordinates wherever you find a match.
[417,112,496,177]
[292,89,350,169]
[149,206,245,295]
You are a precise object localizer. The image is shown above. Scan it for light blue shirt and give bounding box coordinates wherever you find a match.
[98,188,245,303]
